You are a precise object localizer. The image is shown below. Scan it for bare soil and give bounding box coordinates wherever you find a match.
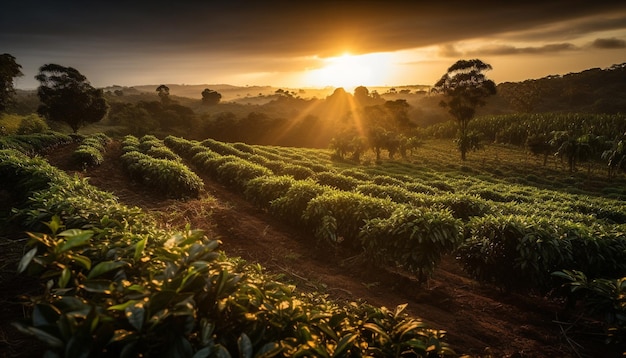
[1,140,621,358]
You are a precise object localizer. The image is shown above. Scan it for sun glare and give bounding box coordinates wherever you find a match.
[304,53,392,90]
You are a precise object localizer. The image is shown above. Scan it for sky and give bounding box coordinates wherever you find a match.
[2,1,626,90]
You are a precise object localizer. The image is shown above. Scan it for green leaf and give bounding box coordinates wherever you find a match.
[255,342,282,358]
[58,230,93,253]
[68,254,92,270]
[192,347,211,358]
[134,236,147,262]
[125,302,145,331]
[87,261,127,279]
[108,300,140,311]
[59,267,71,288]
[332,334,357,357]
[22,326,64,348]
[81,279,112,294]
[32,304,61,327]
[237,333,252,358]
[17,247,38,273]
[44,215,63,235]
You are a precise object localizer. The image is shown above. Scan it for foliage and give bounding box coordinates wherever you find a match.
[120,149,203,198]
[361,206,462,283]
[270,180,328,225]
[16,114,49,134]
[36,64,109,133]
[0,131,73,155]
[201,88,222,105]
[552,270,626,344]
[72,133,110,167]
[6,151,454,357]
[215,158,273,191]
[244,175,295,208]
[314,172,362,191]
[0,53,23,112]
[302,191,396,249]
[433,59,496,160]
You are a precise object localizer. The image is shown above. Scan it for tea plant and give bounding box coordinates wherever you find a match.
[71,132,110,167]
[361,206,463,283]
[6,150,456,357]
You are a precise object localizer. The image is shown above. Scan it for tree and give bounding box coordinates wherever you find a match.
[36,64,108,133]
[201,88,222,105]
[156,84,170,104]
[0,54,23,112]
[433,59,496,160]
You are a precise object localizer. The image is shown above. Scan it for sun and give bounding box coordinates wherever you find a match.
[304,52,391,89]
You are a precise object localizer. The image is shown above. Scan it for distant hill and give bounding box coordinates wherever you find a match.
[496,63,626,114]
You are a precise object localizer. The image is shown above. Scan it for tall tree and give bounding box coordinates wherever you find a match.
[36,64,108,133]
[0,54,23,112]
[201,88,222,105]
[156,84,170,104]
[433,59,496,160]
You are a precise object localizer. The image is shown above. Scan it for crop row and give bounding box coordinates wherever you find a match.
[0,131,74,155]
[164,136,466,282]
[119,135,203,198]
[2,148,455,357]
[71,132,111,167]
[162,136,626,293]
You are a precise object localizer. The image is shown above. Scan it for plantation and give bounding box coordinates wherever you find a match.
[2,129,626,357]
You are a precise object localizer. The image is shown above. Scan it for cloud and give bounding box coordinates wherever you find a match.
[591,37,626,49]
[468,43,579,56]
[2,1,626,58]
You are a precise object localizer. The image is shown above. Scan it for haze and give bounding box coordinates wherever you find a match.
[2,1,626,90]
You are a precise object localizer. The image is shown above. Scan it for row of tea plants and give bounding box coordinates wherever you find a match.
[71,132,111,167]
[2,148,456,357]
[119,135,203,198]
[160,135,626,343]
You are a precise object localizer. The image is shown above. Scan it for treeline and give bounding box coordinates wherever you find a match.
[497,63,626,114]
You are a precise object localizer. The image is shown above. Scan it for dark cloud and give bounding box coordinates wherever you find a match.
[591,37,626,49]
[2,1,626,87]
[2,1,626,57]
[467,43,579,56]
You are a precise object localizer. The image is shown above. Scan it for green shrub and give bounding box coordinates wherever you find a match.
[244,175,295,208]
[361,206,462,283]
[314,172,362,191]
[16,114,49,134]
[270,180,327,225]
[302,191,396,249]
[120,151,203,198]
[216,159,273,191]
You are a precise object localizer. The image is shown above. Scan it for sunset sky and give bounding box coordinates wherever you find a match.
[2,1,626,90]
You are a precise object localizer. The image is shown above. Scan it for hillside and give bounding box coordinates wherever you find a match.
[3,133,615,357]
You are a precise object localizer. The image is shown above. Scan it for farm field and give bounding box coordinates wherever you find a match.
[2,132,625,357]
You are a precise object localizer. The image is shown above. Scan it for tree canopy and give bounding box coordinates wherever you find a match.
[201,88,222,105]
[0,53,23,112]
[156,84,170,104]
[36,64,109,133]
[433,59,496,160]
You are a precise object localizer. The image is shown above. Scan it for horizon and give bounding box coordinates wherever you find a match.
[3,1,626,90]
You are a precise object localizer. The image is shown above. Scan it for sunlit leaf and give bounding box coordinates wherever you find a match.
[68,254,92,270]
[133,236,147,262]
[332,334,357,357]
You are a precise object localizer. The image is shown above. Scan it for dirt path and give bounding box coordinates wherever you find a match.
[44,141,618,358]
